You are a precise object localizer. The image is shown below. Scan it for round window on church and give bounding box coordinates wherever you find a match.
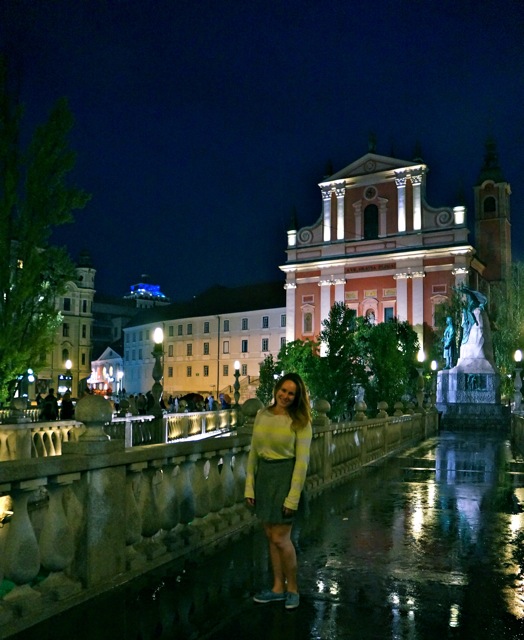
[364,186,377,200]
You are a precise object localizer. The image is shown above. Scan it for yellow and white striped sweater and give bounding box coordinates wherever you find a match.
[244,408,312,511]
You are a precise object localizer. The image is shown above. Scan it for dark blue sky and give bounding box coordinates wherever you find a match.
[1,0,523,301]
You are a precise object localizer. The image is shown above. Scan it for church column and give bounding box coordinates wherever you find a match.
[411,174,423,230]
[334,277,346,304]
[452,267,468,289]
[395,176,406,232]
[394,273,409,321]
[322,188,332,242]
[411,271,425,348]
[335,186,345,240]
[284,280,297,342]
[318,279,333,356]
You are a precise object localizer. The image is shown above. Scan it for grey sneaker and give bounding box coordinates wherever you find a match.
[285,592,300,609]
[253,590,286,603]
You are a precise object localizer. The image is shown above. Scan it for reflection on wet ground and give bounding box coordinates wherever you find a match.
[13,429,524,640]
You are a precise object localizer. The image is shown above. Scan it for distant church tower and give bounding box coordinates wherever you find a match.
[474,137,512,284]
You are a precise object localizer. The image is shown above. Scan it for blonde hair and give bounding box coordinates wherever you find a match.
[271,372,311,431]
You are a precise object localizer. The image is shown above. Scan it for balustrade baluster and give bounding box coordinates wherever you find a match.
[136,461,165,560]
[125,462,146,570]
[3,479,46,607]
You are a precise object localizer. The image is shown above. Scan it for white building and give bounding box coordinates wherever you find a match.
[123,282,286,398]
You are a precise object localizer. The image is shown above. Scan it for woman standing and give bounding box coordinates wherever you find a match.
[245,372,312,610]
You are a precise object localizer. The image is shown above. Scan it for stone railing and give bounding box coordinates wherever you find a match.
[0,409,240,461]
[0,397,437,638]
[511,412,524,457]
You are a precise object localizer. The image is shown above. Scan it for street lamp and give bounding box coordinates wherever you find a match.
[151,327,164,417]
[233,360,241,408]
[416,351,425,409]
[514,349,522,413]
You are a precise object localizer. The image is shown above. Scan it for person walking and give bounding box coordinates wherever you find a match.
[244,372,312,610]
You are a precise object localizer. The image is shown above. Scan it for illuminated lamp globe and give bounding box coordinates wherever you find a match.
[515,350,523,364]
[153,327,164,344]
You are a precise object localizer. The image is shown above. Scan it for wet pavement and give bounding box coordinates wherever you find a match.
[12,429,524,639]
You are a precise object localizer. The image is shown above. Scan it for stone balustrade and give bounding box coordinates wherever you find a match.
[0,409,241,461]
[0,397,437,638]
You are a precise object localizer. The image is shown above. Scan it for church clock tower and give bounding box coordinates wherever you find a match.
[474,137,512,284]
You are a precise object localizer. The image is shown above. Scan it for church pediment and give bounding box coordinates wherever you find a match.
[321,153,424,183]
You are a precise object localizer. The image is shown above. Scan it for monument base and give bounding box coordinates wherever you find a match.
[436,369,509,430]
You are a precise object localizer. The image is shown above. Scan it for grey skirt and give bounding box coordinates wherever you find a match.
[254,457,296,524]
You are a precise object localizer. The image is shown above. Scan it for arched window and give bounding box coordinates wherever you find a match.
[483,196,496,217]
[304,312,313,333]
[62,348,69,362]
[364,204,379,240]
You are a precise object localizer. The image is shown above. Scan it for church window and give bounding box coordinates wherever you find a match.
[363,204,379,240]
[483,196,496,217]
[303,311,313,334]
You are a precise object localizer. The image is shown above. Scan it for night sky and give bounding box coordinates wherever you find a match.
[1,0,523,301]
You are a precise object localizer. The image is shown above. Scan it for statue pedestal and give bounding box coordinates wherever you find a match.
[436,369,509,429]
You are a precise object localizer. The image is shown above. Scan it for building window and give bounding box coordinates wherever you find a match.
[168,325,174,337]
[241,364,248,376]
[63,297,71,311]
[177,325,183,336]
[81,353,86,366]
[168,344,174,356]
[223,340,229,354]
[262,316,269,328]
[145,330,150,340]
[187,323,193,335]
[281,336,286,347]
[187,366,192,377]
[82,324,87,339]
[241,318,248,330]
[168,366,173,377]
[280,314,286,327]
[203,342,210,355]
[483,196,497,216]
[384,307,394,322]
[204,321,210,333]
[223,319,230,332]
[203,365,209,377]
[223,364,229,376]
[139,331,143,341]
[138,348,142,359]
[241,339,248,353]
[187,344,193,356]
[62,348,69,362]
[364,204,379,240]
[303,312,313,334]
[262,338,269,351]
[62,323,69,337]
[132,349,136,360]
[82,300,87,313]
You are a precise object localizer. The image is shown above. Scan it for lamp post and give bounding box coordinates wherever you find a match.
[151,327,164,418]
[514,349,522,413]
[233,360,241,408]
[416,350,425,409]
[430,360,438,406]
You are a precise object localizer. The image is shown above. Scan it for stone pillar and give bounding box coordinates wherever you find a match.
[395,176,407,232]
[322,188,332,242]
[284,281,297,343]
[335,186,345,240]
[411,174,423,230]
[394,273,409,321]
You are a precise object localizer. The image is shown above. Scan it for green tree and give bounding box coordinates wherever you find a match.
[315,302,368,420]
[0,59,90,401]
[257,354,279,406]
[491,263,524,401]
[358,318,420,412]
[277,338,320,398]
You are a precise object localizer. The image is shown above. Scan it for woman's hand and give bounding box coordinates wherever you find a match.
[282,506,296,518]
[246,498,255,507]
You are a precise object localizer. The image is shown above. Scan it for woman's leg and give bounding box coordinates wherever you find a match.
[264,522,298,593]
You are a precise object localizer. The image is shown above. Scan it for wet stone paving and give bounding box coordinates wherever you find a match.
[13,429,524,640]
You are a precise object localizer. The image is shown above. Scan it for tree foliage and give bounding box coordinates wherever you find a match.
[357,318,420,411]
[256,354,279,406]
[0,58,90,401]
[490,263,524,400]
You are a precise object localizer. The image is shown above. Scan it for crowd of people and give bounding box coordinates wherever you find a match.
[36,388,75,420]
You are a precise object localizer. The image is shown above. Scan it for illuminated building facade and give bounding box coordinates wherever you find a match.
[281,143,511,353]
[123,282,286,398]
